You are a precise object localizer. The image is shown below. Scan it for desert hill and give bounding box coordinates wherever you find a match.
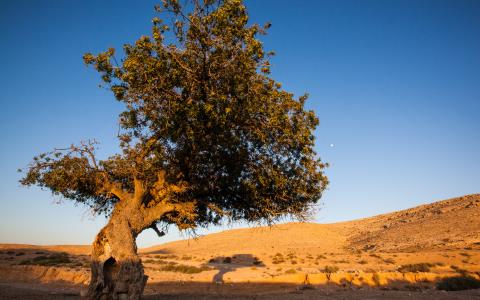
[144,194,480,255]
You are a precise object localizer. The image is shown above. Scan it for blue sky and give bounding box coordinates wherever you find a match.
[0,0,479,248]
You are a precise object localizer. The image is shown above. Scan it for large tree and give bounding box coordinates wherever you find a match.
[20,0,328,299]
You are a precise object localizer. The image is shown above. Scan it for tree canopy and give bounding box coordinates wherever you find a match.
[21,0,328,232]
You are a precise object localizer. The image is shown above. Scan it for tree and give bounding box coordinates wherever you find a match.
[20,0,328,299]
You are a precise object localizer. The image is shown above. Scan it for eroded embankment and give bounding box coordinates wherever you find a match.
[1,265,477,290]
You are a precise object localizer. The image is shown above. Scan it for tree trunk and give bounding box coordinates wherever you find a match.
[86,215,147,300]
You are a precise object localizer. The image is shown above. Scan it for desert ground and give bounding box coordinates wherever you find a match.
[1,194,480,299]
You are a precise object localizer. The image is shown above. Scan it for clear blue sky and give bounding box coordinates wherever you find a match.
[0,0,479,248]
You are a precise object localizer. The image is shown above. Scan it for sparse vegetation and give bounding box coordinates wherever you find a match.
[397,263,431,273]
[19,253,71,266]
[450,265,468,275]
[143,259,172,265]
[159,263,211,274]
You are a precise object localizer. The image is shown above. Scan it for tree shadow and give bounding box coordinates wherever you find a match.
[208,254,265,283]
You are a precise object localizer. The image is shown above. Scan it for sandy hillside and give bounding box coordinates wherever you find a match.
[1,194,480,299]
[144,193,480,255]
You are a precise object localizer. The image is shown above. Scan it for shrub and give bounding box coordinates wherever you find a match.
[272,253,285,264]
[436,276,480,291]
[159,263,211,274]
[223,257,232,264]
[316,254,326,259]
[383,258,395,264]
[253,257,263,265]
[323,265,339,273]
[398,263,431,273]
[285,268,296,274]
[358,260,368,265]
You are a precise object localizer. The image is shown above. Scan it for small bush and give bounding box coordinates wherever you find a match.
[398,263,431,273]
[223,257,232,263]
[285,268,296,274]
[15,252,25,256]
[272,253,284,264]
[358,259,368,265]
[323,265,339,273]
[316,254,326,259]
[383,258,395,264]
[253,257,263,265]
[436,276,480,291]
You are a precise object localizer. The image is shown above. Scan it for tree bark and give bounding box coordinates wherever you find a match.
[86,214,146,300]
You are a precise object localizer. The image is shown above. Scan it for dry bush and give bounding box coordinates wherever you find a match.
[398,263,431,273]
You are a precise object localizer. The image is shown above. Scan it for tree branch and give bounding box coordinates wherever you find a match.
[149,223,165,238]
[142,200,196,227]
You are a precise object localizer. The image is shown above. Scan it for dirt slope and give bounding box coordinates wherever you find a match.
[144,194,480,255]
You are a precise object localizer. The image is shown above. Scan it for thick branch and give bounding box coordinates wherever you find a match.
[142,201,196,227]
[133,177,146,203]
[149,223,165,237]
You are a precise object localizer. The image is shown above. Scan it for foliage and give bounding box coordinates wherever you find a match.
[20,0,328,232]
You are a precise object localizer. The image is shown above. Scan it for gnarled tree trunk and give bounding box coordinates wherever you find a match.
[86,213,147,300]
